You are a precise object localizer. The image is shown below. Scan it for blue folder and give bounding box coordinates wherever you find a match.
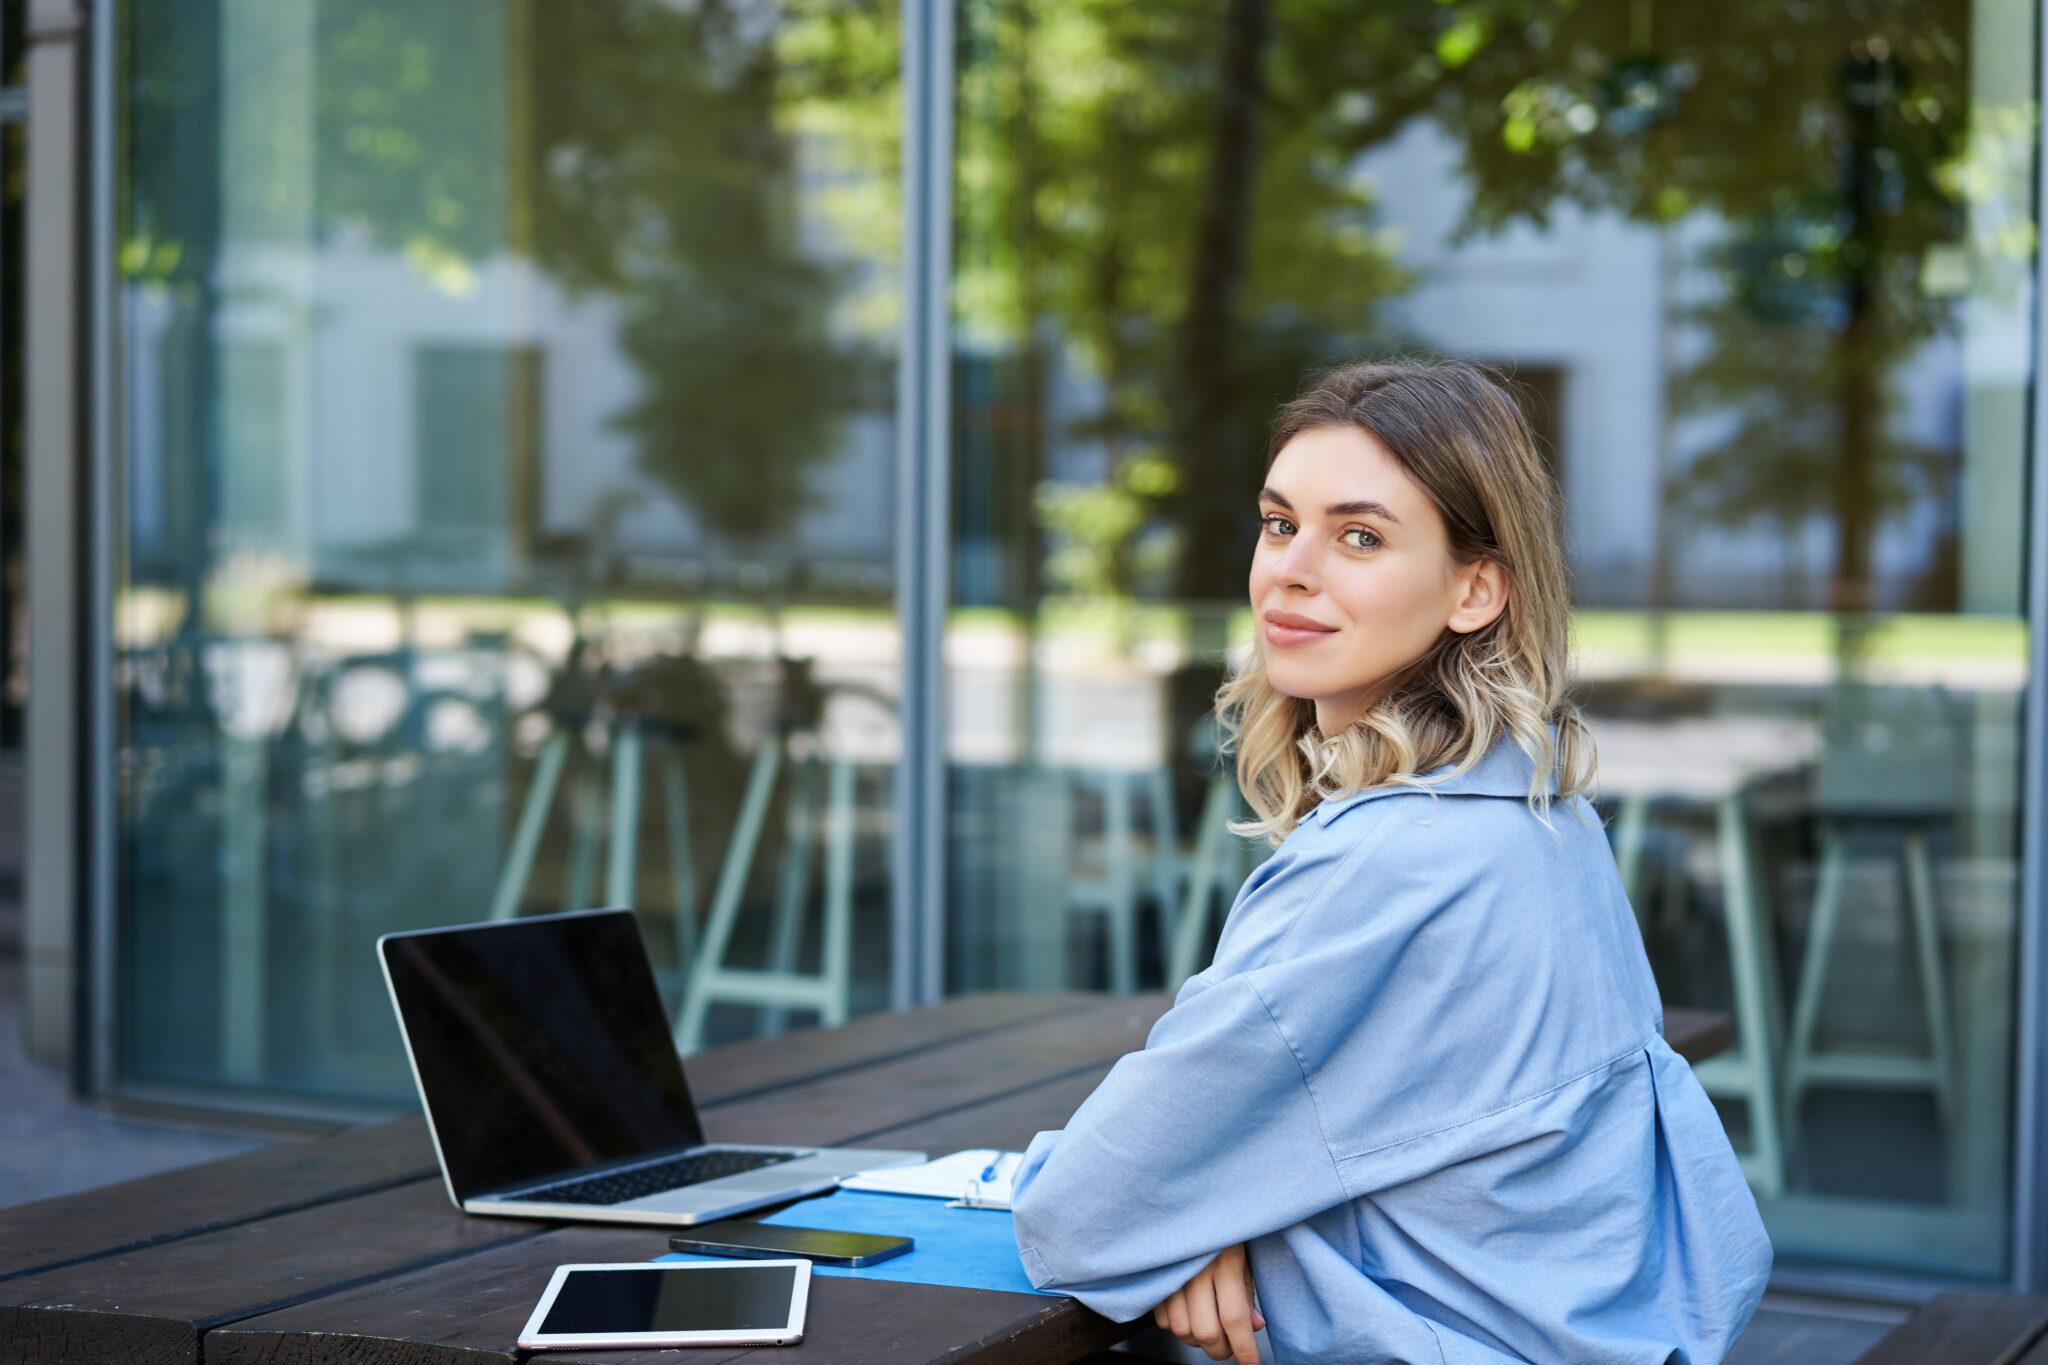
[656,1189,1060,1297]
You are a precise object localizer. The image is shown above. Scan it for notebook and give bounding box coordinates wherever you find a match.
[839,1148,1024,1208]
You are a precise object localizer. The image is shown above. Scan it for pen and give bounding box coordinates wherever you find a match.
[980,1153,1010,1184]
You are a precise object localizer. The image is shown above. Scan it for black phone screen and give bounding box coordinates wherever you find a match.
[671,1221,913,1265]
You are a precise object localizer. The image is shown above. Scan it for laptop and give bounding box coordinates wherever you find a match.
[379,907,924,1226]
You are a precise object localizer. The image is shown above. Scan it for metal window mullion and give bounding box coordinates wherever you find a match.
[85,0,116,1095]
[2013,2,2048,1294]
[890,0,954,1010]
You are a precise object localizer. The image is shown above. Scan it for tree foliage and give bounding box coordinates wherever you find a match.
[963,0,1984,608]
[127,0,903,550]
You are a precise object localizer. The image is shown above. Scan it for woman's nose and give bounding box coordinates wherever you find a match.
[1275,537,1320,590]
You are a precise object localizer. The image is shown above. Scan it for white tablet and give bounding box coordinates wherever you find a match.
[515,1260,812,1350]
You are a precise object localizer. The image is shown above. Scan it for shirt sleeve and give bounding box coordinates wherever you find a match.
[1009,969,1350,1322]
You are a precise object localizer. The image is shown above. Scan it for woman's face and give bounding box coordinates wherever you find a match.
[1250,425,1507,734]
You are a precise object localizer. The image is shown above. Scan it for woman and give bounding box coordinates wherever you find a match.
[1010,359,1771,1364]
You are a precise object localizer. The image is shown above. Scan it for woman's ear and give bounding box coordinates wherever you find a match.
[1446,560,1509,635]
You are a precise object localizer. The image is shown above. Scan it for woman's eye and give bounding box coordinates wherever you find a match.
[1260,514,1296,537]
[1341,527,1381,550]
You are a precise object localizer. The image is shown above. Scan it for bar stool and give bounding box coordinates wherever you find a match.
[1591,714,1815,1199]
[674,662,879,1051]
[672,735,859,1052]
[1782,685,1959,1152]
[488,652,701,977]
[1059,766,1182,995]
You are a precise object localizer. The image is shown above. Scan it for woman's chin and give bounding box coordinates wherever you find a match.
[1262,670,1331,704]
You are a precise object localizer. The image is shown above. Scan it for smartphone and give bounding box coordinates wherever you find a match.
[669,1220,914,1267]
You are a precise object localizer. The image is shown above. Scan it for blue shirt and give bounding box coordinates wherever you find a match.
[1011,739,1772,1363]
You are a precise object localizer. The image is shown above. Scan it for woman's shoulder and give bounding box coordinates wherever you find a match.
[1305,733,1566,827]
[1279,746,1605,885]
[1216,746,1620,974]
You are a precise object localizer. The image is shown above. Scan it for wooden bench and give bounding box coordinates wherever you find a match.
[1850,1294,2048,1364]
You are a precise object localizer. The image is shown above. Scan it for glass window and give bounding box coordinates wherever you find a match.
[114,0,904,1104]
[946,0,2037,1283]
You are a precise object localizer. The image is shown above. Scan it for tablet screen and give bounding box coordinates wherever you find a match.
[539,1265,798,1335]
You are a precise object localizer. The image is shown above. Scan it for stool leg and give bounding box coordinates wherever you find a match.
[818,756,856,1027]
[1613,795,1649,924]
[1146,767,1184,951]
[1716,793,1785,1196]
[1783,822,1848,1155]
[489,730,568,921]
[1169,772,1232,990]
[764,757,819,1036]
[675,737,782,1053]
[221,734,270,1083]
[605,723,643,909]
[1106,776,1136,996]
[565,743,604,912]
[660,745,697,971]
[1024,770,1076,991]
[1902,826,1955,1127]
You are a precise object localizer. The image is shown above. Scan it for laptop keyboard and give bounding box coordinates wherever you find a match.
[521,1149,805,1206]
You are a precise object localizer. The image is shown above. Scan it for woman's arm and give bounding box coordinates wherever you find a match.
[1009,968,1352,1322]
[1007,811,1390,1322]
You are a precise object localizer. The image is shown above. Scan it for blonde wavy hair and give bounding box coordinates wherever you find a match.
[1219,357,1594,845]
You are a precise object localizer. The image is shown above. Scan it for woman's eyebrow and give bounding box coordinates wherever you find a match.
[1258,487,1402,524]
[1326,499,1402,524]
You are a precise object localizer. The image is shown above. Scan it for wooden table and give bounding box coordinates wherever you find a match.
[0,994,1732,1365]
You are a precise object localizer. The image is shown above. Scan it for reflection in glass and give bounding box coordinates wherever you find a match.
[115,0,903,1104]
[947,0,2036,1284]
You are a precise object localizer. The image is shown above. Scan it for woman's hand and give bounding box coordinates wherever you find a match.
[1152,1243,1264,1363]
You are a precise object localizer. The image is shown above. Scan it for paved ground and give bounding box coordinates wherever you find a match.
[0,946,279,1209]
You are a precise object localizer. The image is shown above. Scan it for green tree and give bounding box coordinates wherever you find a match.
[965,0,1982,620]
[132,0,897,557]
[1311,0,1974,615]
[523,0,886,541]
[957,0,1414,605]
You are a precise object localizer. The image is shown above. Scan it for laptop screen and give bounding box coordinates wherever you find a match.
[381,909,707,1200]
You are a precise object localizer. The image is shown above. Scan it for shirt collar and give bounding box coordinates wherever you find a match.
[1308,735,1555,825]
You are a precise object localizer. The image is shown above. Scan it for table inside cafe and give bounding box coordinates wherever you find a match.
[0,993,1734,1365]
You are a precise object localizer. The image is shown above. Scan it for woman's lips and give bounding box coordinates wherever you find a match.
[1263,611,1338,648]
